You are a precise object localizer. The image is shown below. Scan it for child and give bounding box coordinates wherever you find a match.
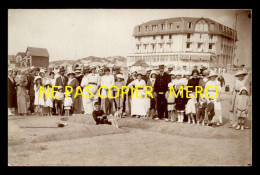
[92,102,119,128]
[196,95,207,125]
[235,87,250,130]
[174,71,187,123]
[114,74,125,118]
[55,86,65,116]
[185,92,196,124]
[34,76,45,116]
[44,80,53,116]
[64,93,73,116]
[206,98,215,126]
[166,73,176,122]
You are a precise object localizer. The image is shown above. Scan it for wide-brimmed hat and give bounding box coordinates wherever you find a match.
[59,67,65,73]
[67,70,76,76]
[34,76,42,83]
[8,68,13,72]
[44,79,52,86]
[116,74,124,79]
[169,70,176,75]
[203,69,210,76]
[208,71,218,78]
[168,64,174,69]
[239,86,248,95]
[175,70,181,76]
[235,70,248,77]
[39,69,45,74]
[150,70,158,76]
[75,69,81,73]
[136,71,143,76]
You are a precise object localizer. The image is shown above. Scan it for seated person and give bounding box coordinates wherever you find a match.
[92,102,119,128]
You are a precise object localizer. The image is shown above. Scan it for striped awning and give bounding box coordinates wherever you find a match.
[180,54,190,60]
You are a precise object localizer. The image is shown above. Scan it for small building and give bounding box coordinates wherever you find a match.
[25,47,50,68]
[15,52,26,67]
[130,59,149,72]
[8,55,16,68]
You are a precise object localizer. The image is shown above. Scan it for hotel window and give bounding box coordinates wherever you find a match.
[161,35,164,40]
[169,23,173,30]
[209,43,213,50]
[138,26,141,32]
[200,34,202,39]
[138,37,141,41]
[161,24,165,30]
[210,23,215,30]
[188,22,192,29]
[152,45,155,51]
[144,45,147,50]
[153,36,156,40]
[186,43,190,49]
[145,26,148,32]
[210,34,213,39]
[198,43,202,49]
[160,44,163,48]
[169,35,172,39]
[176,25,180,29]
[187,34,191,39]
[152,25,157,31]
[137,45,139,50]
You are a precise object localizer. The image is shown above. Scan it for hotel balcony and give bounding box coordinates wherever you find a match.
[158,39,165,44]
[142,40,149,45]
[150,40,157,44]
[166,39,173,44]
[136,41,142,45]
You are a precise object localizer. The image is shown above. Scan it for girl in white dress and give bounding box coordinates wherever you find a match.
[44,79,53,116]
[34,76,45,116]
[127,72,147,117]
[166,71,176,122]
[185,92,196,124]
[205,71,222,126]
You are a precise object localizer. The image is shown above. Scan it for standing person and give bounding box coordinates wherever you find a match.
[8,68,17,116]
[187,71,201,102]
[127,72,147,118]
[64,93,73,116]
[205,71,222,126]
[43,79,53,116]
[75,67,84,114]
[49,71,57,115]
[97,67,104,105]
[165,70,176,122]
[181,65,187,78]
[199,70,210,90]
[100,67,115,115]
[125,69,137,116]
[229,70,248,128]
[54,86,64,116]
[66,70,80,114]
[185,92,197,124]
[235,86,250,130]
[154,65,171,121]
[14,70,28,116]
[192,65,199,76]
[34,76,45,116]
[174,71,187,123]
[81,65,100,115]
[28,67,38,114]
[55,67,68,92]
[217,73,226,93]
[143,68,152,83]
[114,74,125,116]
[146,70,157,118]
[166,64,174,74]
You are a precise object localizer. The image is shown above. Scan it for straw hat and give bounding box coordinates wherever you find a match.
[235,70,248,77]
[208,71,218,78]
[168,64,174,69]
[44,79,52,86]
[116,74,124,79]
[175,70,181,76]
[34,76,42,83]
[203,69,210,76]
[67,70,76,76]
[150,70,157,76]
[169,70,176,75]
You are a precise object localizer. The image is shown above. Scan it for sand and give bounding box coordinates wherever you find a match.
[8,92,252,166]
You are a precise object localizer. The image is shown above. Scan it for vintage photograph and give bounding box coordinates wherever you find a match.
[8,9,252,166]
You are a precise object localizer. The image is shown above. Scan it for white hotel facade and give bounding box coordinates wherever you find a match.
[127,17,237,70]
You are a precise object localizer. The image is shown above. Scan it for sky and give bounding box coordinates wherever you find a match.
[8,9,252,66]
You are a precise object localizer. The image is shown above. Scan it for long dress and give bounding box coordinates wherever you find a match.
[8,76,17,108]
[15,75,28,114]
[44,86,53,108]
[67,78,80,114]
[127,79,147,116]
[81,73,100,114]
[205,80,222,124]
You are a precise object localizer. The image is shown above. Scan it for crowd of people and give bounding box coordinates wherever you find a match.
[8,63,251,130]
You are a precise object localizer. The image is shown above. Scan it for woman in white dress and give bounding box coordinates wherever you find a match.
[127,72,147,117]
[205,71,222,126]
[34,76,45,116]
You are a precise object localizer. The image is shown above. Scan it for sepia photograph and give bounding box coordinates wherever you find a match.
[8,9,252,166]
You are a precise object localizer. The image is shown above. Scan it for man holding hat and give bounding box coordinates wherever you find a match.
[154,64,171,120]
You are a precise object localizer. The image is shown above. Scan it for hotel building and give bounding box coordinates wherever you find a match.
[127,17,237,70]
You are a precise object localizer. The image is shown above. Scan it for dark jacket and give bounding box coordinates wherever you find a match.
[8,77,17,108]
[154,72,171,93]
[55,75,68,92]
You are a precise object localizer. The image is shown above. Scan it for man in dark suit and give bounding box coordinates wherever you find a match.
[154,65,171,121]
[8,68,17,116]
[55,67,68,92]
